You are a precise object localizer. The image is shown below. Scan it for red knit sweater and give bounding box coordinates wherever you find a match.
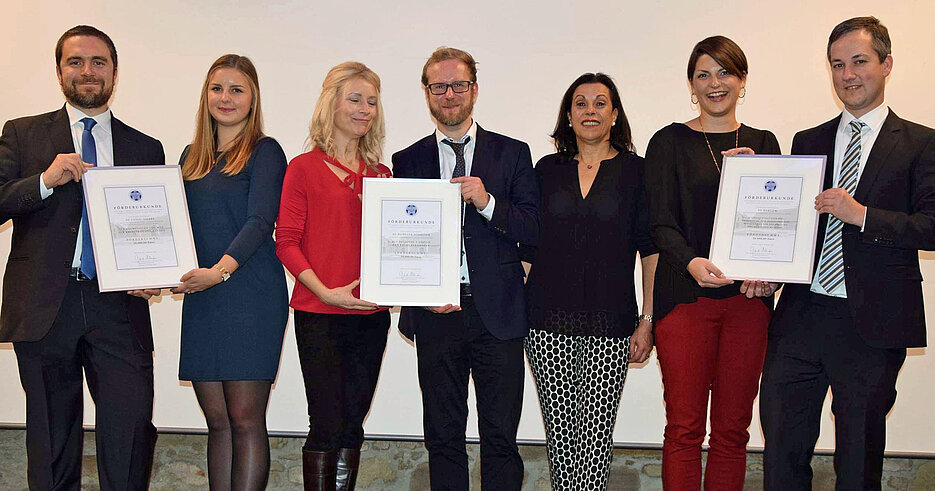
[276,147,391,314]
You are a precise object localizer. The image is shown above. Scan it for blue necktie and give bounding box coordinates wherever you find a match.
[79,117,97,279]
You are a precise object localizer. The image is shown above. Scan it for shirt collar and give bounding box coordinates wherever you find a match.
[66,103,113,135]
[840,102,888,135]
[435,119,477,146]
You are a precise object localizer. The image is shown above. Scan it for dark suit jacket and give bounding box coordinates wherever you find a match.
[0,106,165,347]
[774,110,935,349]
[391,126,539,341]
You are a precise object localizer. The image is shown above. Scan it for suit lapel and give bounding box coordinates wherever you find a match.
[819,116,839,191]
[470,125,490,184]
[111,116,134,166]
[854,110,901,203]
[47,106,75,155]
[812,117,841,269]
[419,133,441,179]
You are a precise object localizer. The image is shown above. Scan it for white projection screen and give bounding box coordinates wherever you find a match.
[1,0,933,455]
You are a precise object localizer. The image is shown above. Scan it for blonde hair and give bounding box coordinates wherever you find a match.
[183,54,264,180]
[308,61,385,170]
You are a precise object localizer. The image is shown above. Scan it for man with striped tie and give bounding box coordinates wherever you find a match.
[760,16,935,491]
[0,26,164,490]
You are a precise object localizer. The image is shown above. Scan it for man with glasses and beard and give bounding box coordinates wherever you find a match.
[0,25,164,490]
[392,46,539,491]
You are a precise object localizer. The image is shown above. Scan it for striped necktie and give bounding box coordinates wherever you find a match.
[816,119,866,292]
[79,117,98,279]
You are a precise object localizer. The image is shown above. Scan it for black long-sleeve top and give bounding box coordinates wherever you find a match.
[644,123,781,322]
[523,151,657,338]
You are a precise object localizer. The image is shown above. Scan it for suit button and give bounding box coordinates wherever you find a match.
[70,227,78,233]
[63,261,70,267]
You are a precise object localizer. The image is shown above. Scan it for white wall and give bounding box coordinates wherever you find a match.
[1,0,933,454]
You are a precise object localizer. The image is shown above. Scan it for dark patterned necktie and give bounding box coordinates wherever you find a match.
[816,119,866,292]
[79,117,98,279]
[442,136,470,178]
[442,137,471,267]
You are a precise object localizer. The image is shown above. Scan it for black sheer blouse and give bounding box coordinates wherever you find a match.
[523,151,657,338]
[644,123,782,322]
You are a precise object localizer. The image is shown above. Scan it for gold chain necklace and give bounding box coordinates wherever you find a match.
[698,121,739,174]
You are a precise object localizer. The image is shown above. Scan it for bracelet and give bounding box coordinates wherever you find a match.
[638,314,653,323]
[213,264,231,282]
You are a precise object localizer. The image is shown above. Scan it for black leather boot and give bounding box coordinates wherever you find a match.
[336,447,361,491]
[303,449,338,491]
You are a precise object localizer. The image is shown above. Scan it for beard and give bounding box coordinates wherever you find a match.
[61,75,113,110]
[429,95,475,127]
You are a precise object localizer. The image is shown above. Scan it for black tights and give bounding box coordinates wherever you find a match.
[193,380,272,491]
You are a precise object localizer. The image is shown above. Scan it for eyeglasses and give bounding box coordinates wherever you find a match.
[425,81,474,95]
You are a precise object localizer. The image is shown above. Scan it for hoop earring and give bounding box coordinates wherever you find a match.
[739,87,746,98]
[691,94,698,105]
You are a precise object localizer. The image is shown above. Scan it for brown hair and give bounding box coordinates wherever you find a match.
[687,36,748,81]
[421,47,478,86]
[55,25,117,71]
[827,16,891,62]
[308,61,385,170]
[183,54,264,181]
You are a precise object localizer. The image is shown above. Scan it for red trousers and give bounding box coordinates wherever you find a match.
[655,295,770,491]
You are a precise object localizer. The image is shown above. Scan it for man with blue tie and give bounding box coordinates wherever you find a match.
[760,17,935,490]
[392,47,539,491]
[0,26,165,490]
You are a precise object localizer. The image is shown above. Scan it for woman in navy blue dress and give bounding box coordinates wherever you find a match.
[173,54,288,490]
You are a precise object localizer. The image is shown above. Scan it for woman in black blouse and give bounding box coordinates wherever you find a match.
[523,73,658,491]
[644,36,780,490]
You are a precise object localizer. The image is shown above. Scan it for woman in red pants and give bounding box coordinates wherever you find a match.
[644,35,780,490]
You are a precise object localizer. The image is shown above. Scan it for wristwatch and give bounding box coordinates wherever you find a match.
[213,264,231,282]
[638,314,653,323]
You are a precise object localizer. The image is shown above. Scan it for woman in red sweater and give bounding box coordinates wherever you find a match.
[276,61,390,491]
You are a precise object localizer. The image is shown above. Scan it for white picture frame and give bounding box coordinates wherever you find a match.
[709,154,827,283]
[359,178,462,306]
[81,165,199,292]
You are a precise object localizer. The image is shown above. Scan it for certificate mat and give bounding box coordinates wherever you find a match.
[82,165,199,292]
[360,178,462,306]
[709,155,826,283]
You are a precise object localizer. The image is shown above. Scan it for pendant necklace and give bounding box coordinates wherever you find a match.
[698,121,739,173]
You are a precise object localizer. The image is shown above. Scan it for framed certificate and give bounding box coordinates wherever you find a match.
[709,155,826,283]
[359,178,462,306]
[82,165,199,292]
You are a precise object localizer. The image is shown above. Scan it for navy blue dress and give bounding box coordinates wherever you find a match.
[178,137,289,381]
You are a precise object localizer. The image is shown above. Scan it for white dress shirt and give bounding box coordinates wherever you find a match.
[810,102,889,298]
[39,103,115,268]
[435,120,495,284]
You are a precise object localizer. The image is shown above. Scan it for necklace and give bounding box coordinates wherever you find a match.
[698,121,739,173]
[576,150,612,170]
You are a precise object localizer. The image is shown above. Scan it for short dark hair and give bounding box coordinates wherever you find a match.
[687,35,747,81]
[827,16,891,62]
[550,73,633,158]
[55,25,118,70]
[421,47,477,86]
